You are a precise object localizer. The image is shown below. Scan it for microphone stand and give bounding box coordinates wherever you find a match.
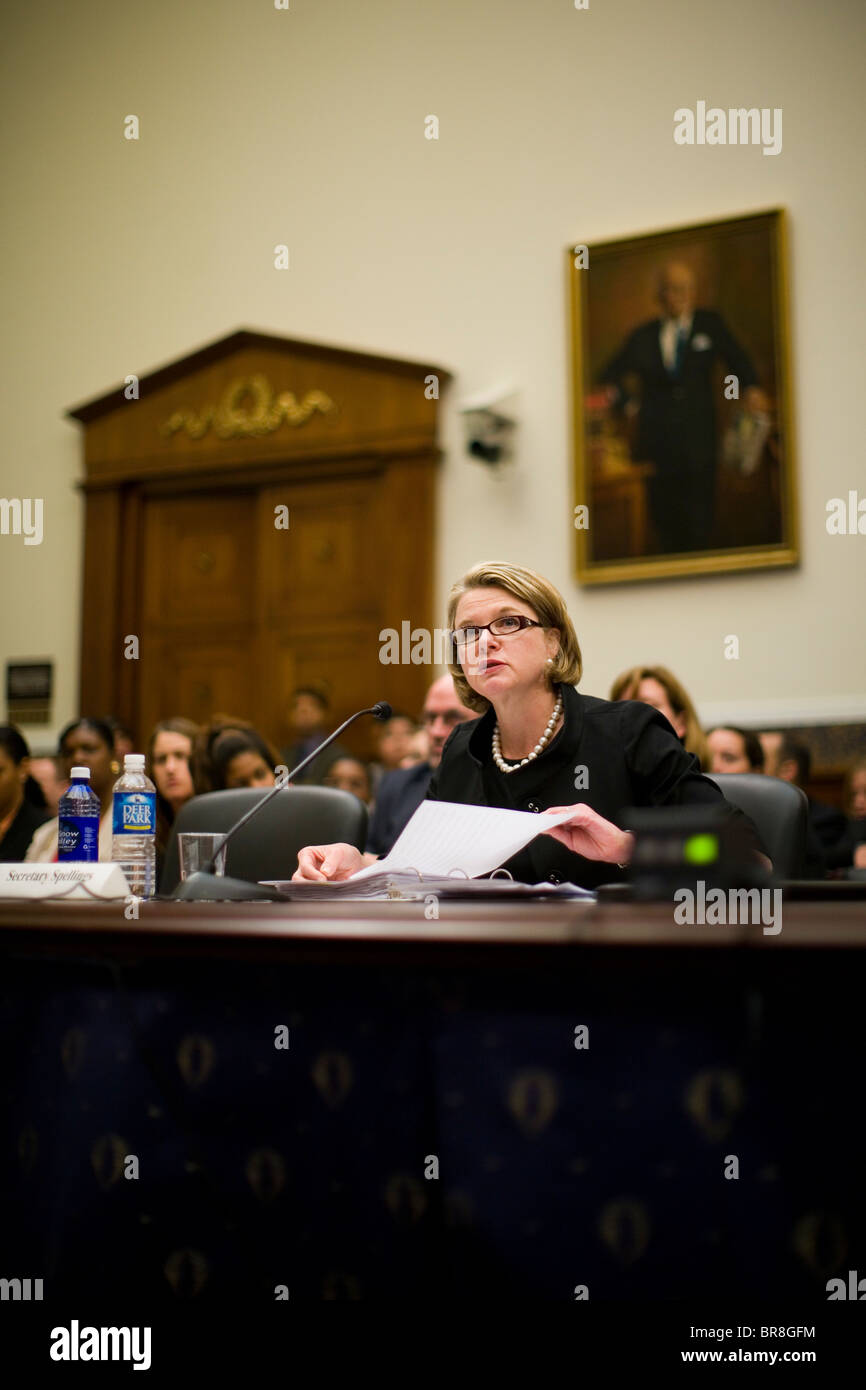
[172,702,392,902]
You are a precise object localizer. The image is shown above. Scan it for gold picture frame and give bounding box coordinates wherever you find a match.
[568,209,799,585]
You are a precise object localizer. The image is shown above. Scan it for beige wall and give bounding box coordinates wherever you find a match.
[2,0,864,750]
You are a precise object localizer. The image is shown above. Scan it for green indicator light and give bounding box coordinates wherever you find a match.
[684,833,718,865]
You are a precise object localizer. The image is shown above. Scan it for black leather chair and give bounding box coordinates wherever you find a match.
[160,786,368,895]
[707,773,808,879]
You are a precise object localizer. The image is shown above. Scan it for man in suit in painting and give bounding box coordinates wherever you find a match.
[600,261,768,554]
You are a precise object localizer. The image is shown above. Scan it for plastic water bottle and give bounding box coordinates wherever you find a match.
[58,767,101,862]
[112,753,157,897]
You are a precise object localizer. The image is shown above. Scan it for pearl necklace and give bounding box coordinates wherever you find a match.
[491,692,564,774]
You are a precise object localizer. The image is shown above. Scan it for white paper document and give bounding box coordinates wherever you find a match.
[263,800,595,900]
[350,799,578,880]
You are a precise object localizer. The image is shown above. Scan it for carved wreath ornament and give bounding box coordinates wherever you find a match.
[160,374,336,440]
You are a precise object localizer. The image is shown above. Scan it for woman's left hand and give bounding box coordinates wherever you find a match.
[542,804,634,864]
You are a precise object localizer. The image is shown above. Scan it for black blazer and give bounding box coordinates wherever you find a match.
[0,799,50,862]
[366,761,433,856]
[426,685,763,889]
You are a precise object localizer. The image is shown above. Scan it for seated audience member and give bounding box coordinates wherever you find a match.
[841,757,866,869]
[210,729,279,790]
[27,755,68,817]
[759,729,785,777]
[377,714,417,767]
[21,763,48,814]
[369,713,418,791]
[193,716,270,790]
[610,665,708,769]
[823,755,866,872]
[718,726,829,877]
[26,718,118,861]
[776,738,848,871]
[706,726,765,774]
[295,562,769,885]
[848,756,866,819]
[323,757,374,806]
[363,675,476,859]
[104,717,136,763]
[400,727,430,768]
[282,687,346,784]
[147,717,200,859]
[0,726,51,861]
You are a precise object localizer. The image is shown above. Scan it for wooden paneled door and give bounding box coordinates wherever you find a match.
[138,490,259,735]
[69,331,449,755]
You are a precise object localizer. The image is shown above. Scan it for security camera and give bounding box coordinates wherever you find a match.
[459,387,518,466]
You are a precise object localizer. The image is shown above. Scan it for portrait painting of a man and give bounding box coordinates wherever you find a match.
[570,210,798,583]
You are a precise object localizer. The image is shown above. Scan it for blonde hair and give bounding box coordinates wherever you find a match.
[609,664,708,769]
[446,561,583,714]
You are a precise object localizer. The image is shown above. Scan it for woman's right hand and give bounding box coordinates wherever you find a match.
[293,842,364,881]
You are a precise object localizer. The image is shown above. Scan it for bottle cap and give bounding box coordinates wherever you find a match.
[70,766,91,779]
[124,753,146,770]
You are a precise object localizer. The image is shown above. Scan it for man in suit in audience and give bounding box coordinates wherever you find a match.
[773,736,848,876]
[366,675,475,857]
[282,687,346,784]
[776,738,847,846]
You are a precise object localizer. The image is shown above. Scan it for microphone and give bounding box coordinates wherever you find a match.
[173,701,393,901]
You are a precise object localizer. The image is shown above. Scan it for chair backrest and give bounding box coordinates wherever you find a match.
[160,786,368,894]
[707,773,808,879]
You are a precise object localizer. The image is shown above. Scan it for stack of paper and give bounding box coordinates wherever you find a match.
[263,800,595,900]
[266,873,594,902]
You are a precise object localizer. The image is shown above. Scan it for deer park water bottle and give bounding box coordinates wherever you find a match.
[112,753,157,897]
[57,767,101,862]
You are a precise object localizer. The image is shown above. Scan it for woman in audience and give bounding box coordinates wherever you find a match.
[147,717,200,860]
[849,758,866,818]
[400,727,430,768]
[25,717,117,861]
[0,726,51,861]
[27,755,67,817]
[848,757,866,869]
[323,756,374,806]
[610,665,708,769]
[369,713,417,792]
[295,561,767,886]
[826,756,866,871]
[209,728,279,790]
[380,714,417,767]
[104,716,136,763]
[706,726,764,775]
[193,716,262,790]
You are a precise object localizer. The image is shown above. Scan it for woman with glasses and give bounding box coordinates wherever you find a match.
[294,561,766,885]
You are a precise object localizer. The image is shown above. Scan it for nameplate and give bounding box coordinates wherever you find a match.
[0,863,131,900]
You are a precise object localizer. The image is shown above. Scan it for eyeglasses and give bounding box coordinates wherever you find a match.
[450,615,544,648]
